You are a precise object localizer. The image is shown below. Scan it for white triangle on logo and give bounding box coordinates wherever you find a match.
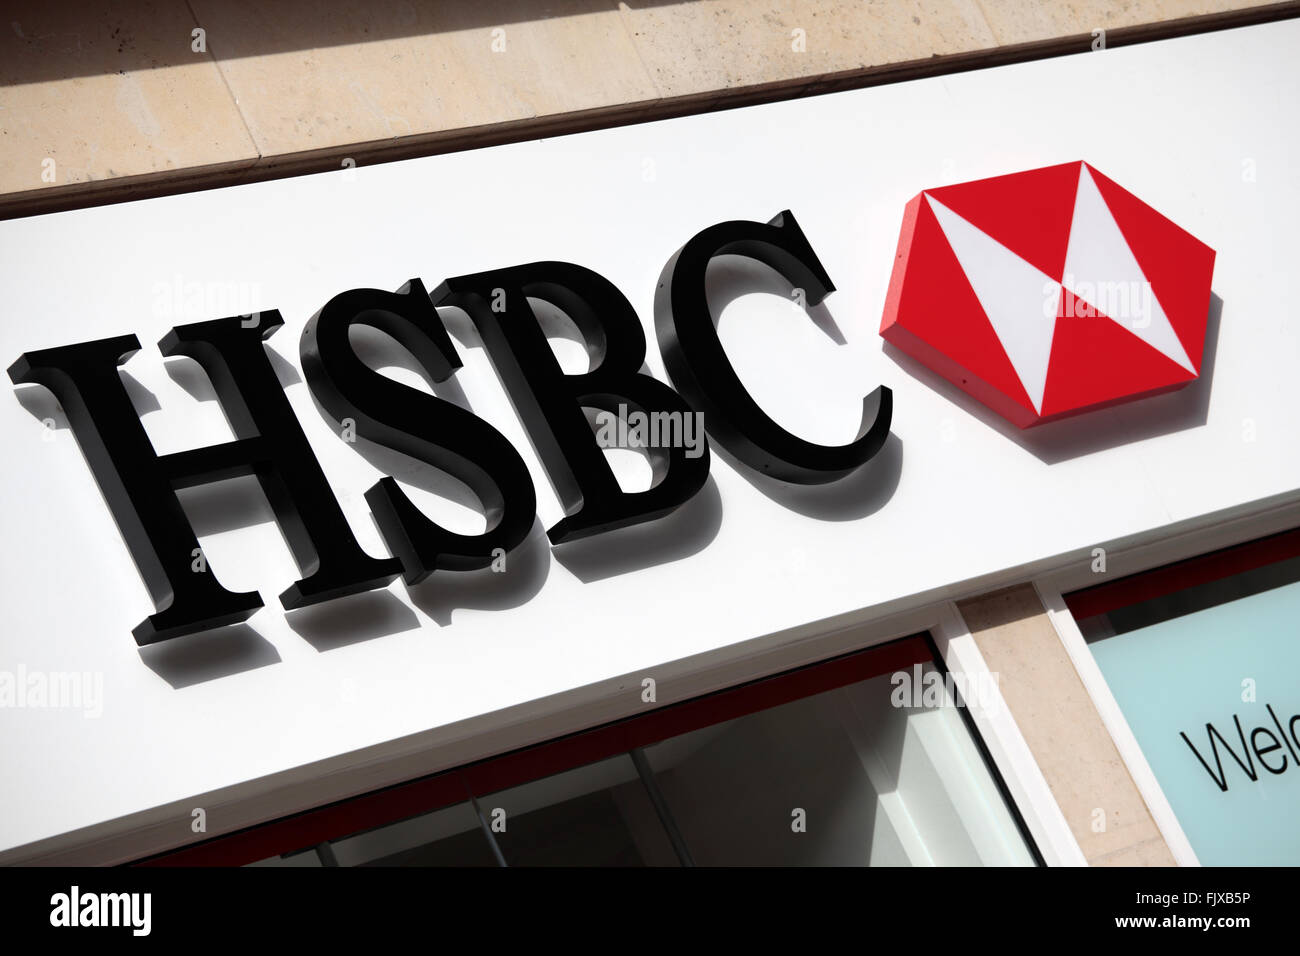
[1061,166,1194,373]
[926,194,1060,413]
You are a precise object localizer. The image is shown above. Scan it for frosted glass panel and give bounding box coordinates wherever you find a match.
[1082,561,1300,867]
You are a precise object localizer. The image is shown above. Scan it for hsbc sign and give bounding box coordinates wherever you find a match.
[8,163,1214,645]
[9,211,894,645]
[881,161,1215,427]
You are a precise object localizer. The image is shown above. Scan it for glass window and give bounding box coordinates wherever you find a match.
[245,641,1034,866]
[641,663,1034,866]
[477,755,679,866]
[337,803,501,867]
[248,802,499,867]
[1077,555,1300,865]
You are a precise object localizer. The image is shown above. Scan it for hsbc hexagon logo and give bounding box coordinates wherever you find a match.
[880,161,1216,428]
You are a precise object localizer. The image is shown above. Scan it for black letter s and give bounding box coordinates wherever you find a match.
[301,279,536,584]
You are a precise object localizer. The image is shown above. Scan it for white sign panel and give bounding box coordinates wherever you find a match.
[1,21,1297,861]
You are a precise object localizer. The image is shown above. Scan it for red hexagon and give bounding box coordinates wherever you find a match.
[879,161,1216,428]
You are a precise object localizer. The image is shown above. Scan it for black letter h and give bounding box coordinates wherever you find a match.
[9,314,402,645]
